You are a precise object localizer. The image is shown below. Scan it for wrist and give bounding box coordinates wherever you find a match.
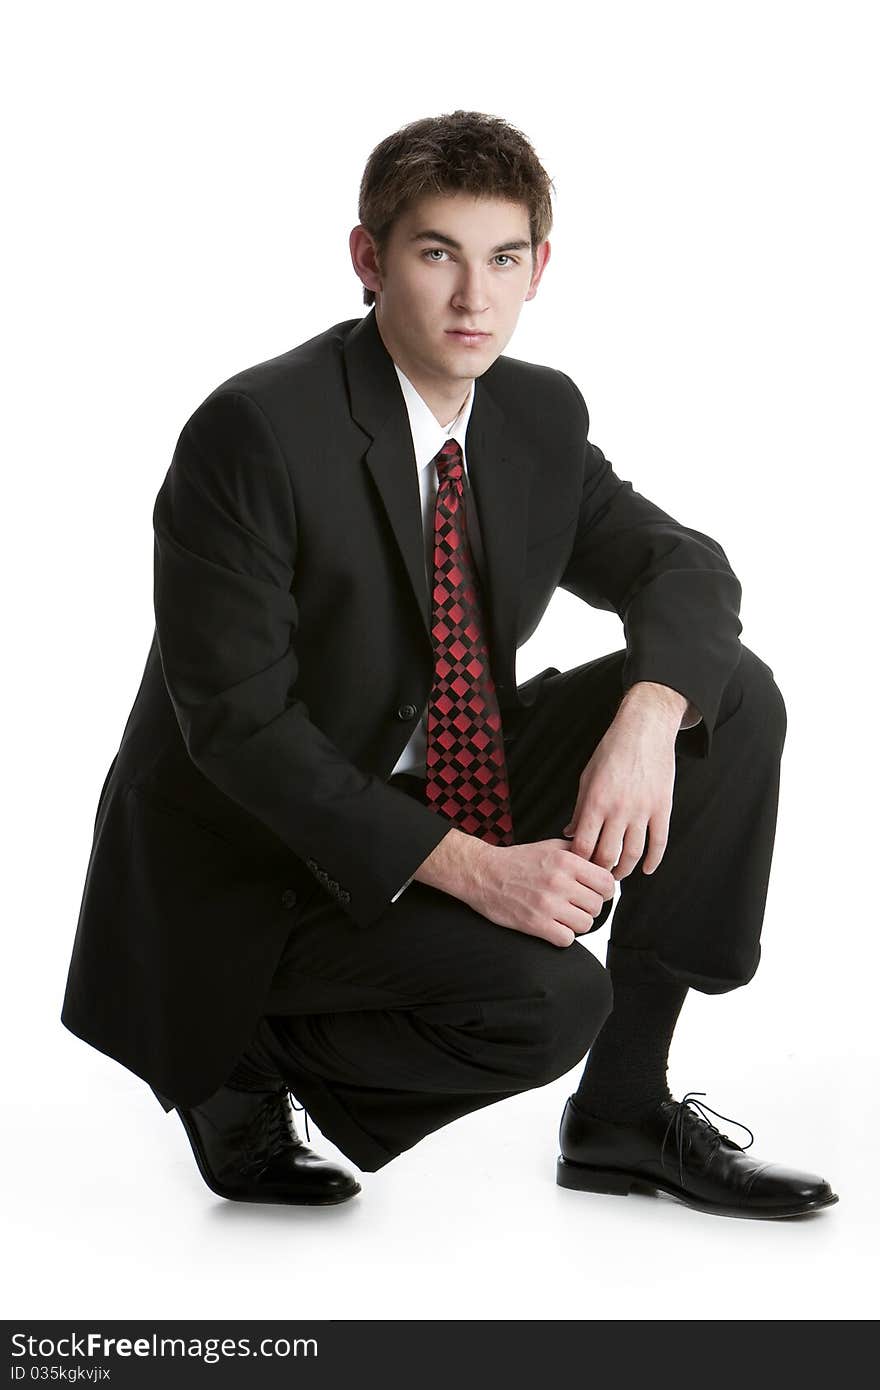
[413,827,494,901]
[617,681,688,733]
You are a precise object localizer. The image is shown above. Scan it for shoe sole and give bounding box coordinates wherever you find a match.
[556,1156,839,1219]
[176,1108,362,1206]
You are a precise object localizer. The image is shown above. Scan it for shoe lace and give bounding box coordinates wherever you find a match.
[289,1096,311,1144]
[239,1088,303,1176]
[660,1090,755,1188]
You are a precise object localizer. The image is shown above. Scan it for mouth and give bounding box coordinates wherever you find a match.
[445,330,491,345]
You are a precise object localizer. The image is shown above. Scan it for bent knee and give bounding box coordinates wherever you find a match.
[730,645,787,744]
[523,947,612,1086]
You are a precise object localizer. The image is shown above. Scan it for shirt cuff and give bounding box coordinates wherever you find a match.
[390,875,414,904]
[678,702,702,731]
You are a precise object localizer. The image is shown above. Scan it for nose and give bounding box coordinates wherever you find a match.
[451,264,490,316]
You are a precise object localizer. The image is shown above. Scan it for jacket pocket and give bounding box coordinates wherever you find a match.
[126,783,243,855]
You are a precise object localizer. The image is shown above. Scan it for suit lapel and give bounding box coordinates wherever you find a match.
[343,308,529,683]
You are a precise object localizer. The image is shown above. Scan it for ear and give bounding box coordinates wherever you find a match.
[350,225,382,297]
[524,239,551,302]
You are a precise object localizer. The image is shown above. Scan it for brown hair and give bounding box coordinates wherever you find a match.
[356,110,555,307]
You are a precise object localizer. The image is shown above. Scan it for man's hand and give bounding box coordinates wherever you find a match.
[461,839,616,947]
[562,681,686,880]
[413,831,615,947]
[410,681,688,944]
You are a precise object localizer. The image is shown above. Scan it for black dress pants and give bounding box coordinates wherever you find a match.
[252,644,786,1172]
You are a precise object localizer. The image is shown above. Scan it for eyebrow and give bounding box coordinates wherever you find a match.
[409,229,532,255]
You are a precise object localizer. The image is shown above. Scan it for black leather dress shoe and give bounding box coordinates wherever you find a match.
[557,1090,838,1219]
[172,1081,362,1205]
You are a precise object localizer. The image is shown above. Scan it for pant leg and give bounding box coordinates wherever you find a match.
[502,643,787,993]
[257,855,612,1171]
[250,641,783,1171]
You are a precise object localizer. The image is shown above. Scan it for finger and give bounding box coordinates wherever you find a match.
[570,857,616,900]
[642,815,670,874]
[569,917,597,939]
[527,905,576,948]
[571,906,597,935]
[554,897,598,934]
[561,799,581,837]
[593,820,626,871]
[568,813,605,862]
[571,913,596,937]
[613,822,647,880]
[562,873,604,917]
[574,886,605,917]
[548,923,576,947]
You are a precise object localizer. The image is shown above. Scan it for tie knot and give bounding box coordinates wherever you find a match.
[434,438,463,483]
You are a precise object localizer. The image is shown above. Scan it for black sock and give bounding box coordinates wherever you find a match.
[225,1031,285,1092]
[573,977,688,1120]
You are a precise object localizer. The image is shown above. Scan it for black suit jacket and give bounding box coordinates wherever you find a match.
[61,307,743,1108]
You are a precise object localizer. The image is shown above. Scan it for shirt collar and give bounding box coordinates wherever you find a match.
[392,362,475,473]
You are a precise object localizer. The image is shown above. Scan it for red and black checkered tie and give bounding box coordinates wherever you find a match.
[425,438,514,845]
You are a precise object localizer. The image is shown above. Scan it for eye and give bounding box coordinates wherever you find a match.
[421,248,519,266]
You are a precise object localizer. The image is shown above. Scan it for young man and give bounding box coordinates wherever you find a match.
[62,110,838,1218]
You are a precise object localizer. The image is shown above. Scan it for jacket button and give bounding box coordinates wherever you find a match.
[396,703,418,720]
[281,889,298,909]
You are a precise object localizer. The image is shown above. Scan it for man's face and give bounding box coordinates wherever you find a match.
[366,192,549,390]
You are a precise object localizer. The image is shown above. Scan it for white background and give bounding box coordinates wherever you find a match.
[5,0,877,1322]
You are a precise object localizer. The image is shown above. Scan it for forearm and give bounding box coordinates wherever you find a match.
[412,684,689,900]
[410,685,693,904]
[412,826,490,902]
[616,680,691,735]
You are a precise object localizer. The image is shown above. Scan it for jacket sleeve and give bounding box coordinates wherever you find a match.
[152,388,451,927]
[556,371,743,758]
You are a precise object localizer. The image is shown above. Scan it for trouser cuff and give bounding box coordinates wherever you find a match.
[606,942,758,995]
[254,1016,399,1173]
[282,1074,398,1173]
